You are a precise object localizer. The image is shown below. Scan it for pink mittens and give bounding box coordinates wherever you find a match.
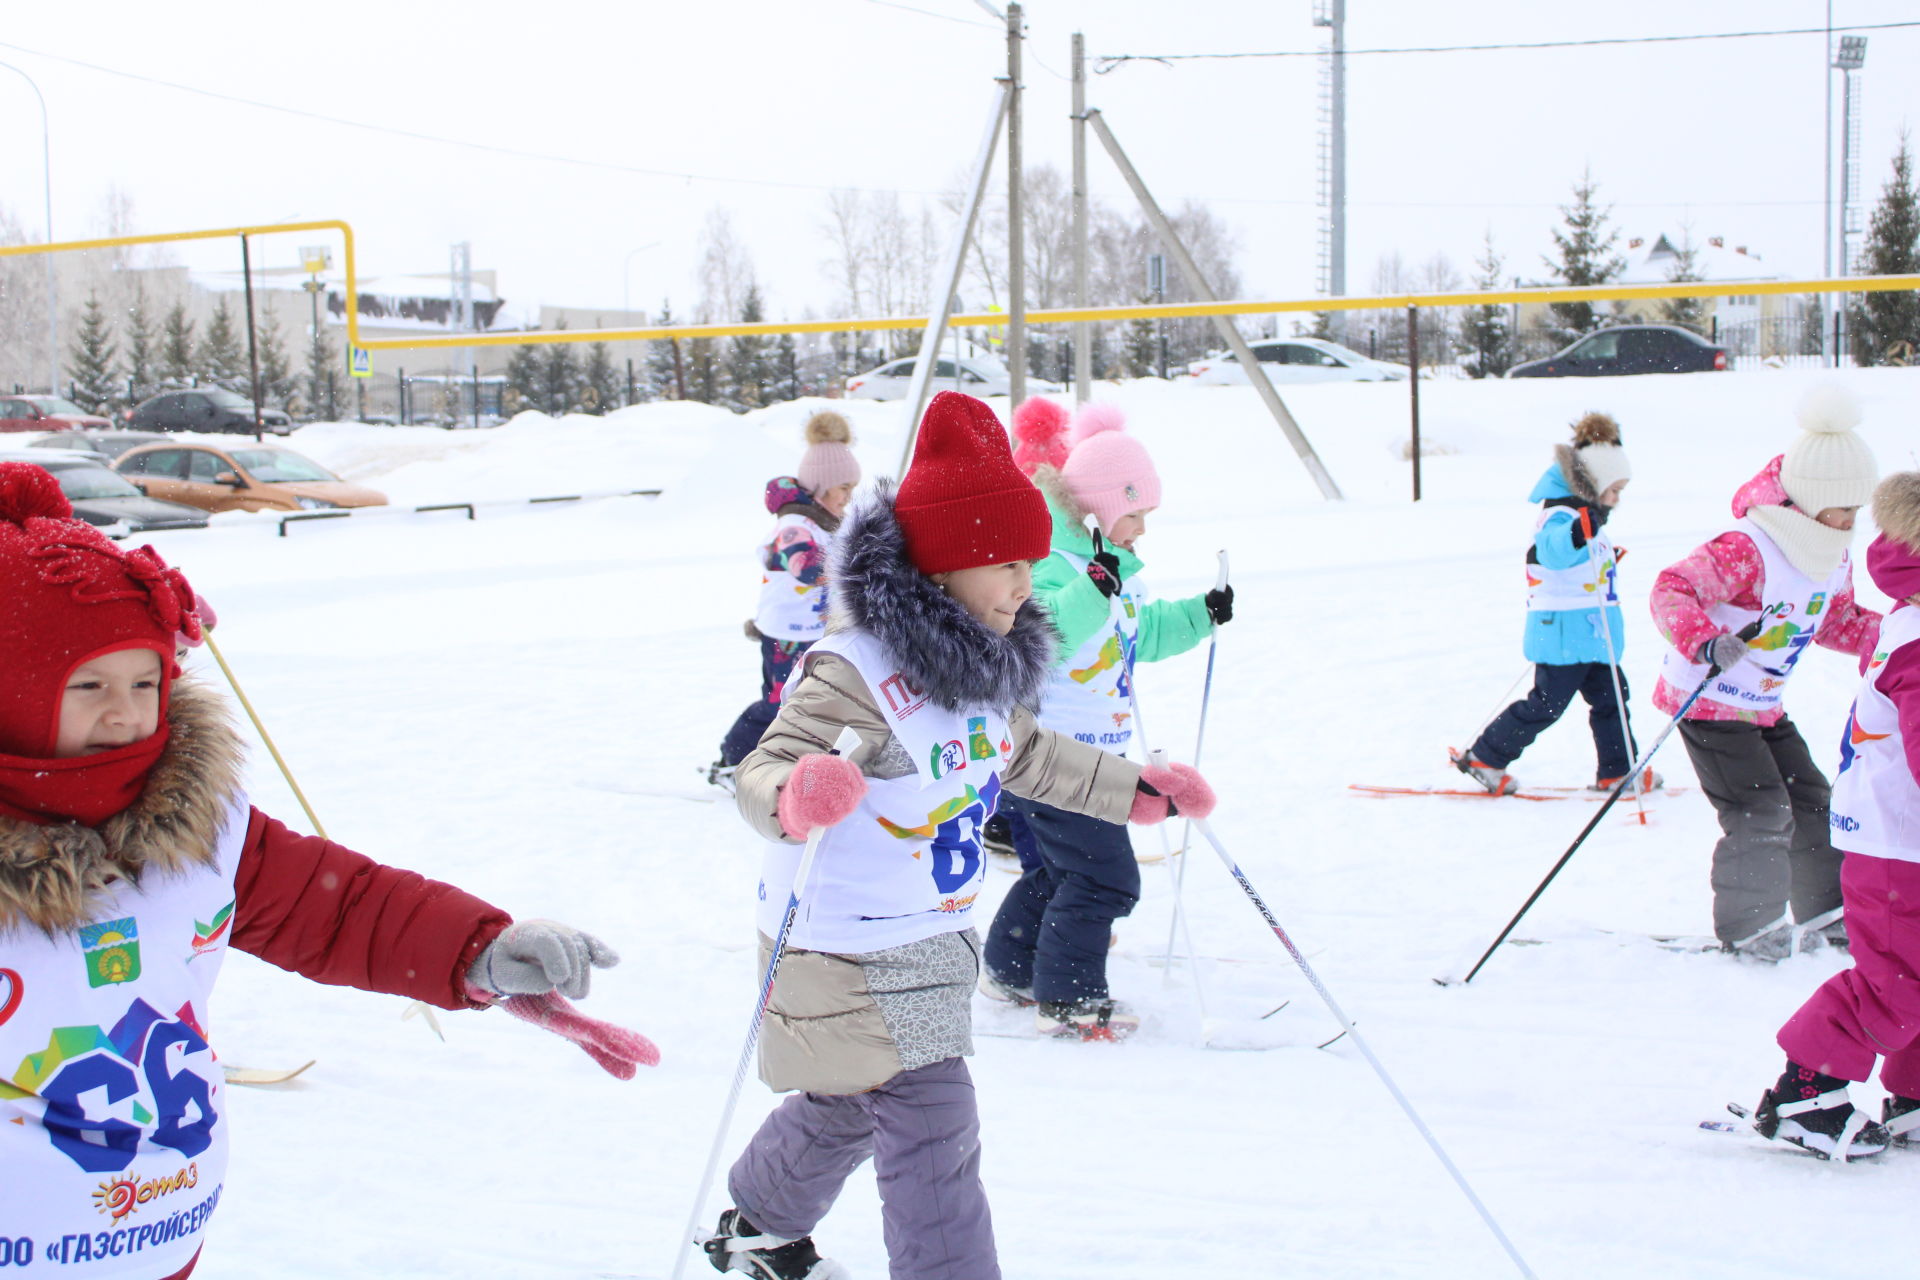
[777,750,869,839]
[1129,762,1217,825]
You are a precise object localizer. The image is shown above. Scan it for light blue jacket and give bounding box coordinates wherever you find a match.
[1524,464,1625,666]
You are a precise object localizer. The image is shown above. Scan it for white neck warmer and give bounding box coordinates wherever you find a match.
[1746,505,1854,579]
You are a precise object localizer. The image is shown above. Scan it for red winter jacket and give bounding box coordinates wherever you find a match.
[232,807,511,1010]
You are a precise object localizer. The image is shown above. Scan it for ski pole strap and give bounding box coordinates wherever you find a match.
[467,983,661,1079]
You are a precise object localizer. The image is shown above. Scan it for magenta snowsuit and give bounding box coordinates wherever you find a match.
[1777,534,1920,1092]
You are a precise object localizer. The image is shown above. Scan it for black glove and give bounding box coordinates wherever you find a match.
[1205,584,1234,626]
[1086,549,1122,598]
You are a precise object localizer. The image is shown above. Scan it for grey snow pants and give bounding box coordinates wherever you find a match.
[1678,715,1843,944]
[728,1055,999,1280]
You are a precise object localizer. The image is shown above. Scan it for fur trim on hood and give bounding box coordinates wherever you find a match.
[1873,472,1920,556]
[0,679,244,936]
[1551,444,1604,504]
[828,479,1056,713]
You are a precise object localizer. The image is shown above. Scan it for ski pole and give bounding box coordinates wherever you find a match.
[1460,665,1533,758]
[1090,523,1207,1014]
[1162,550,1228,972]
[670,726,861,1280]
[203,630,329,839]
[1585,529,1645,826]
[1452,624,1757,986]
[1191,818,1537,1279]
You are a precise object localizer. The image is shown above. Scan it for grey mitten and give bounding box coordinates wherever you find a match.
[1700,632,1750,672]
[469,920,618,1000]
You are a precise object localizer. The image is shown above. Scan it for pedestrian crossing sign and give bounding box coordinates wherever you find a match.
[348,346,371,378]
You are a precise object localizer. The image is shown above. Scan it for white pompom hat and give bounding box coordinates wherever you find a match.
[1781,384,1878,514]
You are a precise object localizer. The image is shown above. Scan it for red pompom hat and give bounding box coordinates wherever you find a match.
[0,462,201,824]
[894,391,1052,574]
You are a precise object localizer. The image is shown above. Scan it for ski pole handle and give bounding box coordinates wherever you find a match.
[1213,550,1229,593]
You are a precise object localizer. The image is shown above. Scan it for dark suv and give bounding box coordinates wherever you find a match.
[128,388,293,434]
[1507,325,1729,378]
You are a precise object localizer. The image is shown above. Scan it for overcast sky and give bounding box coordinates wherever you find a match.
[2,0,1917,324]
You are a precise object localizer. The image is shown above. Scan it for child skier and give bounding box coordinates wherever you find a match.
[702,392,1215,1280]
[712,412,862,787]
[1749,471,1920,1161]
[0,462,651,1280]
[1650,385,1881,959]
[1451,412,1653,797]
[982,398,1231,1039]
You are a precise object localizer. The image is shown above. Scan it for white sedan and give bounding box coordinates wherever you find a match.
[845,355,1061,400]
[1186,337,1408,386]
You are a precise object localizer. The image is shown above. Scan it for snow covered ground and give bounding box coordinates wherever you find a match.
[141,367,1920,1278]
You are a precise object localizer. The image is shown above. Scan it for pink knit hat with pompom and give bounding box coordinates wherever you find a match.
[1060,402,1161,532]
[1011,396,1071,475]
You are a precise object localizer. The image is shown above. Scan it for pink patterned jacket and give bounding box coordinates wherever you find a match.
[1649,455,1882,724]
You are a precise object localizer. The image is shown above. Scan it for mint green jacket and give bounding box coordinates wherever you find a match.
[1032,484,1212,666]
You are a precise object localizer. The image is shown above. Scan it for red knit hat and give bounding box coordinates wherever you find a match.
[0,462,200,758]
[894,391,1051,574]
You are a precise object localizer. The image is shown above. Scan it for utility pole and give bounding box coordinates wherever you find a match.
[1314,0,1347,338]
[1822,0,1833,366]
[1006,2,1025,405]
[1071,31,1090,404]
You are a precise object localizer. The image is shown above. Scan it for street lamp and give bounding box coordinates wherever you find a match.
[0,62,56,395]
[623,242,662,320]
[1833,35,1867,362]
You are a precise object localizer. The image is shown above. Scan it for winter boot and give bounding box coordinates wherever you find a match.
[1035,996,1141,1042]
[1795,906,1848,954]
[1881,1095,1920,1148]
[979,970,1036,1007]
[1590,767,1664,795]
[1449,746,1518,796]
[982,811,1016,863]
[1724,914,1797,963]
[701,1208,848,1280]
[1752,1061,1891,1161]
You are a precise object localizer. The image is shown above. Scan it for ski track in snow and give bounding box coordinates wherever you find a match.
[144,378,1920,1278]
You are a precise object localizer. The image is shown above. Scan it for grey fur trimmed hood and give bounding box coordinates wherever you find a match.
[828,480,1056,713]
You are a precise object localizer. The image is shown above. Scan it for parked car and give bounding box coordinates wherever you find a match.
[0,394,113,432]
[0,451,209,534]
[6,430,107,456]
[113,442,388,514]
[845,355,1062,400]
[29,429,176,460]
[1186,338,1409,386]
[1506,325,1729,378]
[127,388,294,434]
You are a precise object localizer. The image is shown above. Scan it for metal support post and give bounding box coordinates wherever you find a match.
[1408,304,1421,501]
[1071,31,1091,403]
[896,84,1015,474]
[1086,109,1344,500]
[1006,2,1026,405]
[240,235,264,439]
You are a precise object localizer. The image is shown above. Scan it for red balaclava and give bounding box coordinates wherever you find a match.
[0,463,201,825]
[893,391,1052,574]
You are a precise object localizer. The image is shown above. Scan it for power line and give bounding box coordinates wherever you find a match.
[1096,20,1920,70]
[0,38,954,199]
[854,0,999,31]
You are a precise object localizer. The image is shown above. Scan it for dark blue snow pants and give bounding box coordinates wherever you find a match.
[719,637,811,766]
[1469,661,1637,780]
[983,794,1139,1005]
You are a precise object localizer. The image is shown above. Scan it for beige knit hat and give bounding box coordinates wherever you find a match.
[1780,384,1877,515]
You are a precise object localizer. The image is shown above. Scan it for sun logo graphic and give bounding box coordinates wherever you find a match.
[92,1163,199,1221]
[78,917,141,988]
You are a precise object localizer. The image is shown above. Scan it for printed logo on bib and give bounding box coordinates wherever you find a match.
[0,968,21,1028]
[875,773,1002,900]
[930,739,968,779]
[188,901,235,961]
[876,670,931,720]
[4,998,218,1174]
[79,917,141,988]
[93,1162,200,1222]
[1836,705,1892,777]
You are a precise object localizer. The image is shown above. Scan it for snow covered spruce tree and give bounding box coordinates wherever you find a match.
[645,300,681,400]
[200,298,248,394]
[725,283,772,409]
[1849,134,1920,366]
[159,302,196,389]
[257,311,296,408]
[685,335,720,405]
[503,343,543,415]
[304,324,341,420]
[67,292,119,413]
[1658,230,1707,334]
[1544,169,1626,344]
[581,340,620,413]
[540,322,582,414]
[1458,231,1515,379]
[122,288,159,406]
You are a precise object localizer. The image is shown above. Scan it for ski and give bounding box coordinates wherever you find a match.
[222,1060,315,1087]
[1507,931,1724,955]
[1699,1102,1838,1161]
[1349,782,1690,802]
